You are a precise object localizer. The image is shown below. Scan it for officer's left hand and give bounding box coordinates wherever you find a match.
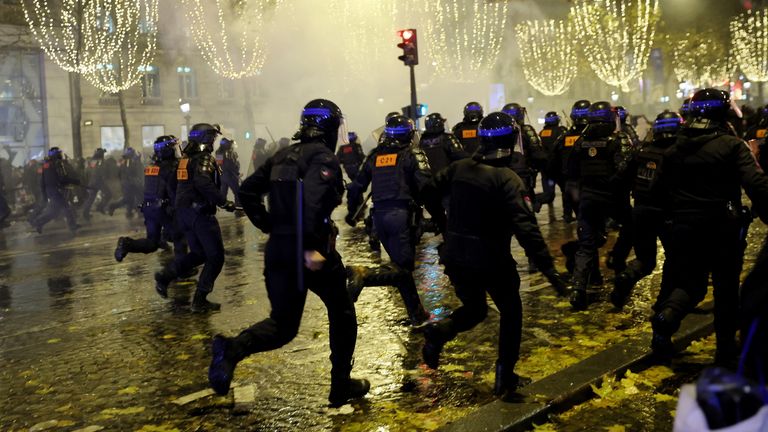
[222,201,237,212]
[304,250,326,271]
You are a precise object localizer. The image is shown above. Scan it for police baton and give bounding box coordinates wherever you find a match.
[351,191,372,222]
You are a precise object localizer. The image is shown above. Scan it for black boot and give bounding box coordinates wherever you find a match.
[328,377,370,407]
[493,362,531,396]
[114,237,129,262]
[610,271,635,309]
[650,308,680,361]
[154,267,176,299]
[191,290,221,313]
[422,322,452,369]
[208,335,241,395]
[346,265,369,302]
[561,241,578,274]
[570,282,588,311]
[606,253,626,273]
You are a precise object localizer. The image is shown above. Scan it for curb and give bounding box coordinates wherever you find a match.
[439,303,715,432]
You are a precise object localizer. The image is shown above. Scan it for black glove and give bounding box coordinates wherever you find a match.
[345,213,357,227]
[542,267,568,297]
[222,201,237,212]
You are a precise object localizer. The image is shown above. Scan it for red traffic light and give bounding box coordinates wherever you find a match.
[396,28,418,66]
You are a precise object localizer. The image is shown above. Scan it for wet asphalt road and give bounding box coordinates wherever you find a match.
[0,198,763,431]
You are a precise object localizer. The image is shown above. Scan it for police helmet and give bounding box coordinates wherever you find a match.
[615,106,629,123]
[92,148,106,160]
[653,111,684,140]
[463,102,483,122]
[348,131,358,143]
[123,146,137,159]
[385,111,400,122]
[383,114,415,144]
[570,100,591,126]
[587,101,616,124]
[154,135,179,160]
[424,113,447,134]
[477,112,519,160]
[298,99,343,151]
[686,88,731,129]
[48,147,63,160]
[188,123,221,153]
[680,97,692,119]
[544,111,560,126]
[219,137,234,149]
[502,103,525,124]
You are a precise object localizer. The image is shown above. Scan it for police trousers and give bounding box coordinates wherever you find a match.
[175,207,225,293]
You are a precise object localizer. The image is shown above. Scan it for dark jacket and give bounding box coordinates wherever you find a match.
[419,132,468,174]
[175,152,226,212]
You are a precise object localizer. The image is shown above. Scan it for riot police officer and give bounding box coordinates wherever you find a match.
[568,101,634,310]
[652,89,768,366]
[209,99,369,407]
[744,104,768,169]
[81,148,112,220]
[247,138,269,176]
[616,106,640,146]
[30,147,80,234]
[108,147,144,218]
[419,113,468,174]
[22,159,43,219]
[422,112,566,399]
[500,103,548,200]
[549,100,590,223]
[346,115,440,325]
[155,124,236,311]
[611,111,683,309]
[215,137,243,216]
[114,136,186,267]
[452,102,484,154]
[535,112,567,213]
[336,131,365,181]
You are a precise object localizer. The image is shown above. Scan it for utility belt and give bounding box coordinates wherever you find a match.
[142,198,169,209]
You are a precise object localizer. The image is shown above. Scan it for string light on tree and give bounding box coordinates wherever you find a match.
[83,0,159,93]
[22,0,136,73]
[671,32,735,88]
[515,20,577,96]
[570,0,660,92]
[183,0,282,80]
[426,0,508,83]
[731,8,768,82]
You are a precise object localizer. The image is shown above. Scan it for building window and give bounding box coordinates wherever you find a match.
[142,125,164,149]
[140,65,161,99]
[177,66,197,99]
[100,126,124,152]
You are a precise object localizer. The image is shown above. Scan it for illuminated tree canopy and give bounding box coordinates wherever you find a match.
[516,19,577,96]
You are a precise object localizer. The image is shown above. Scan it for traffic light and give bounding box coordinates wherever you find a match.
[397,29,418,66]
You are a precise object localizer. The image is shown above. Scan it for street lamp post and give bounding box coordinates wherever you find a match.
[179,100,191,139]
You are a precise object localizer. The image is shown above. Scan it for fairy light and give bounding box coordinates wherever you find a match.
[731,8,768,82]
[570,0,660,92]
[671,32,735,88]
[182,0,282,80]
[22,0,138,73]
[83,0,159,93]
[426,0,508,83]
[515,20,577,96]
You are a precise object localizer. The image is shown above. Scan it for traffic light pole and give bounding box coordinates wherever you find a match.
[409,64,418,128]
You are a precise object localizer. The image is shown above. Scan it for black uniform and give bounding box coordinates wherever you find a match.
[216,144,242,207]
[31,157,80,233]
[81,154,112,219]
[569,123,634,309]
[418,131,468,174]
[549,126,585,221]
[336,140,365,181]
[510,124,548,200]
[22,160,43,218]
[655,128,768,364]
[453,119,481,155]
[247,139,269,176]
[346,139,436,324]
[109,154,144,218]
[536,124,567,209]
[115,158,185,262]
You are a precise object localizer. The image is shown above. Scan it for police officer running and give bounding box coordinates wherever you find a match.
[336,131,366,181]
[536,111,568,214]
[155,124,236,311]
[208,99,369,407]
[114,136,186,266]
[215,137,244,217]
[422,112,566,399]
[550,100,591,224]
[81,148,112,220]
[30,147,80,234]
[108,147,144,218]
[568,102,634,310]
[652,89,768,366]
[419,113,468,174]
[346,115,441,326]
